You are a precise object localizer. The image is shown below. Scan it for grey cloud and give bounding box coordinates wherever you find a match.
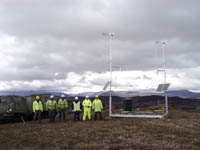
[0,0,200,90]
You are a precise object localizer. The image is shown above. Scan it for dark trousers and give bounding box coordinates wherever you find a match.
[94,112,102,121]
[33,110,41,122]
[48,110,56,122]
[59,109,66,120]
[74,111,80,121]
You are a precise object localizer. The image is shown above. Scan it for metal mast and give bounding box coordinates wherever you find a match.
[156,40,168,117]
[102,32,115,116]
[162,41,168,116]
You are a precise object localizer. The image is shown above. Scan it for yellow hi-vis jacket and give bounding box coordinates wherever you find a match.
[33,100,43,112]
[82,99,92,108]
[73,101,81,111]
[58,99,68,109]
[46,100,57,110]
[92,99,103,112]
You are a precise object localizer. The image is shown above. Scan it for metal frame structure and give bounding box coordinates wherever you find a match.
[102,32,115,117]
[103,34,170,118]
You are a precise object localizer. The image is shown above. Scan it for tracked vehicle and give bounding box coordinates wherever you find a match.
[0,94,50,123]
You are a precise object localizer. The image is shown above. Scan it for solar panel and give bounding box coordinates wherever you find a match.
[103,81,110,91]
[162,83,170,92]
[156,83,170,92]
[157,84,164,92]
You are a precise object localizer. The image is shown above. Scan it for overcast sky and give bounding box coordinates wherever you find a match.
[0,0,200,92]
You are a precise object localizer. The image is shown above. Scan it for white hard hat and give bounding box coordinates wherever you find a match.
[50,95,54,99]
[61,94,65,98]
[75,96,78,100]
[86,95,89,98]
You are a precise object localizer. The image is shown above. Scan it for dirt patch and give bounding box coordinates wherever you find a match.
[0,109,199,150]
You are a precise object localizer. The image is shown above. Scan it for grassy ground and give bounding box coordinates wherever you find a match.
[0,109,199,150]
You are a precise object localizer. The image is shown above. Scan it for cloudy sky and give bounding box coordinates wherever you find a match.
[0,0,200,93]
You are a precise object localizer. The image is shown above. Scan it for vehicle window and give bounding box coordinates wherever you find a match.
[0,98,6,103]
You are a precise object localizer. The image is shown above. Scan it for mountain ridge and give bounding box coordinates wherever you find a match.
[0,89,200,99]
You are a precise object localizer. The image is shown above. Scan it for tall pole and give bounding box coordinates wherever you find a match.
[155,41,159,60]
[109,34,112,117]
[162,41,168,116]
[103,32,114,117]
[162,41,166,84]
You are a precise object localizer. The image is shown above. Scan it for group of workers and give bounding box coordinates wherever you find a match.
[32,94,103,122]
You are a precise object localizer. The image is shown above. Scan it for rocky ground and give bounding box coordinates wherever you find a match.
[0,108,199,150]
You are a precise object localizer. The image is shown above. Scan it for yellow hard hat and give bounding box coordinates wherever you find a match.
[95,95,99,98]
[36,96,40,100]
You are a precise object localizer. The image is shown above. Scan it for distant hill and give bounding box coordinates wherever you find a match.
[0,90,69,97]
[167,90,200,99]
[0,89,200,99]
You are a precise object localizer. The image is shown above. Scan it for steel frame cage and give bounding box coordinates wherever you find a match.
[103,33,169,118]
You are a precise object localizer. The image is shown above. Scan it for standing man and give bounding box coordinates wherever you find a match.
[33,96,43,122]
[72,96,81,121]
[82,95,92,121]
[46,95,57,122]
[92,95,103,121]
[58,94,68,121]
